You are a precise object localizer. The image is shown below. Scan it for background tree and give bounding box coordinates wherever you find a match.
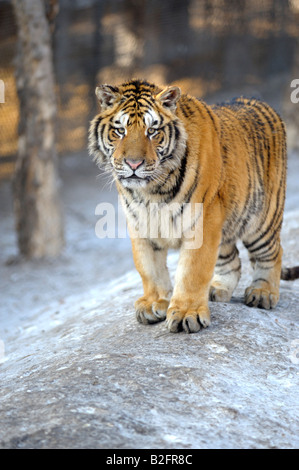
[12,0,64,259]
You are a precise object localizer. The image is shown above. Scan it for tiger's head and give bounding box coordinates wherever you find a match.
[88,80,187,189]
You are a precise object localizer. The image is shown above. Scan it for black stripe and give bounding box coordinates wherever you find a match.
[248,227,278,255]
[182,167,200,204]
[265,139,271,182]
[221,144,229,164]
[246,114,264,190]
[100,123,110,154]
[94,116,103,146]
[253,278,270,284]
[216,248,238,267]
[180,105,189,119]
[256,243,281,263]
[220,263,241,276]
[171,166,200,222]
[121,101,137,113]
[244,184,284,251]
[149,240,162,251]
[160,154,174,164]
[121,193,138,220]
[162,123,173,157]
[149,166,178,193]
[139,97,155,108]
[218,247,237,260]
[253,100,277,130]
[180,101,195,119]
[163,148,188,202]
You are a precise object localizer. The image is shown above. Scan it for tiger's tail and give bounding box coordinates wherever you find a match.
[281,266,299,281]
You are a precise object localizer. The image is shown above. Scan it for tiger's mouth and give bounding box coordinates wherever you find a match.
[119,173,145,181]
[119,173,150,188]
[126,174,142,180]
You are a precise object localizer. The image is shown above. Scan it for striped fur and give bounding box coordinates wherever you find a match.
[89,79,299,333]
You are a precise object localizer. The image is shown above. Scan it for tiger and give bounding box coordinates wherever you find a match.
[88,79,299,333]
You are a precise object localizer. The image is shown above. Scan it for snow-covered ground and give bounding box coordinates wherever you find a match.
[0,151,298,449]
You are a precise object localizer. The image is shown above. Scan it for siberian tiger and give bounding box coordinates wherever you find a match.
[88,79,299,333]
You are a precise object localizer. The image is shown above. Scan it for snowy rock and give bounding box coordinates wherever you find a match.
[0,153,298,449]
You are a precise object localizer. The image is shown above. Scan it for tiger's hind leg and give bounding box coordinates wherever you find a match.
[244,237,282,310]
[209,243,241,302]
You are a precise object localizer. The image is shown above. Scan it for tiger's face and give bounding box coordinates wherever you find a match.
[89,80,187,190]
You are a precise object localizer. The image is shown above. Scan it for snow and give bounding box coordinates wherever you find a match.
[0,152,298,449]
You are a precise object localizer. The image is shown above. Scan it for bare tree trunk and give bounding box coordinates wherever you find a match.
[12,0,64,258]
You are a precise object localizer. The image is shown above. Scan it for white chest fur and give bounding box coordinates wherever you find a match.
[121,195,203,250]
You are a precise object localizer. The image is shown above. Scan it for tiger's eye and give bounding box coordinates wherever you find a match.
[116,127,125,135]
[147,127,157,136]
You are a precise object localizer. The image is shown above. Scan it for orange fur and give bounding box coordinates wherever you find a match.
[89,79,299,333]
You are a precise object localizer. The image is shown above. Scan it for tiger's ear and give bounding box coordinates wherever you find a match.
[156,86,181,111]
[95,85,120,111]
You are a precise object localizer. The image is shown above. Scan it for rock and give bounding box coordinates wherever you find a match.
[0,153,298,449]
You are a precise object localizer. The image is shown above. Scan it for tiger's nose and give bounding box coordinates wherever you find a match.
[124,159,144,170]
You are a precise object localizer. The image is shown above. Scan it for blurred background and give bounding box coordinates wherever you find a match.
[0,0,299,291]
[1,0,299,179]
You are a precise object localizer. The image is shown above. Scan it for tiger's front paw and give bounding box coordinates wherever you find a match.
[135,297,169,325]
[166,304,211,334]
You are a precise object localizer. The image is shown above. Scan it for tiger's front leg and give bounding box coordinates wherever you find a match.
[131,237,172,324]
[166,205,223,333]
